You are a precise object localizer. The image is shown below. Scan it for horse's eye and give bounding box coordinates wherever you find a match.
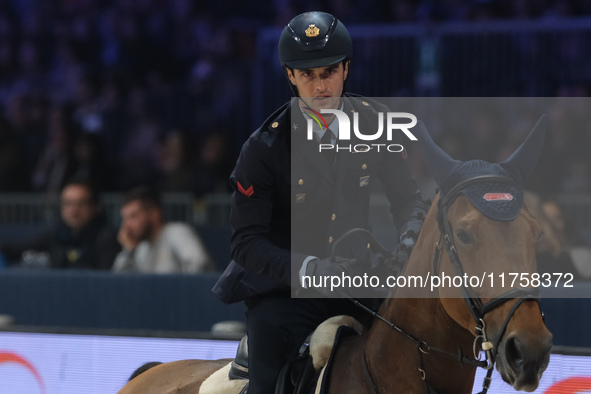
[537,230,544,243]
[456,230,473,244]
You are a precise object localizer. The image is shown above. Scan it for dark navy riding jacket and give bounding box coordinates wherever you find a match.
[213,95,427,303]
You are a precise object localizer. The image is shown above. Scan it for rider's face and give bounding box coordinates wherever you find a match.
[287,62,349,112]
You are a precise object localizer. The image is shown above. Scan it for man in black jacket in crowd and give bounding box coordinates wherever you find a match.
[0,177,120,269]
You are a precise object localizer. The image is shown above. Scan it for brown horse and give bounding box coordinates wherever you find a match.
[118,119,552,394]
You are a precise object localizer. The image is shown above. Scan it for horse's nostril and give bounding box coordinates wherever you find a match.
[506,337,524,370]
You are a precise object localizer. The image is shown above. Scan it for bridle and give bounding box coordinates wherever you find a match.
[434,174,542,393]
[349,174,543,394]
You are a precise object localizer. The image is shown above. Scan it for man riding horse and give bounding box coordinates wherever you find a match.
[119,91,553,394]
[212,11,428,394]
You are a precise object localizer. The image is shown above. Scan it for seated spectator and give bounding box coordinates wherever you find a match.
[112,186,214,273]
[542,197,591,279]
[155,130,196,193]
[0,178,120,269]
[193,132,235,197]
[524,192,589,280]
[30,104,77,193]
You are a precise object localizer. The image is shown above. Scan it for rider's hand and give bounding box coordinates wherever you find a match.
[301,257,357,298]
[305,256,355,277]
[399,232,416,255]
[388,230,418,273]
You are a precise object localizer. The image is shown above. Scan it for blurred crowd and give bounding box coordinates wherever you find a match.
[0,0,590,196]
[408,98,591,196]
[0,0,244,194]
[0,0,589,276]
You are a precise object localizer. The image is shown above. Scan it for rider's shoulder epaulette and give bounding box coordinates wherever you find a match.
[252,101,291,147]
[260,102,290,133]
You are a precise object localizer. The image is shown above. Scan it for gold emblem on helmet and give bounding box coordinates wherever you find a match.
[305,24,320,37]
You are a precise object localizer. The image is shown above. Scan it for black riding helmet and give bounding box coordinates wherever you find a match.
[279,11,352,69]
[278,11,352,95]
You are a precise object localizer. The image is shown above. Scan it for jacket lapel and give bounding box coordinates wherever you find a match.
[290,99,335,185]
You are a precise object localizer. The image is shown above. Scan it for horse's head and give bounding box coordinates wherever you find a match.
[414,118,553,392]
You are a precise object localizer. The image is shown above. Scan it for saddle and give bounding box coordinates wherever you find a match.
[228,316,363,394]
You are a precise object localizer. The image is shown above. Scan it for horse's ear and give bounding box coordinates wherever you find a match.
[414,121,462,186]
[500,114,547,186]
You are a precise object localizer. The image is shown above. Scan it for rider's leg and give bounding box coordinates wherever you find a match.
[245,296,367,394]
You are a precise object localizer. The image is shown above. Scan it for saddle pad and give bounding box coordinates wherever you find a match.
[314,325,361,394]
[199,362,247,394]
